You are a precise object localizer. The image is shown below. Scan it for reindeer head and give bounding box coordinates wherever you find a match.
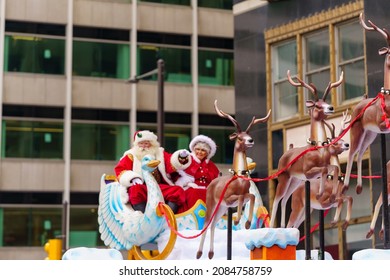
[287,70,344,120]
[360,13,390,89]
[324,110,351,155]
[214,100,271,153]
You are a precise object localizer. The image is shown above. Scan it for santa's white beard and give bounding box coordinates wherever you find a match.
[134,145,159,161]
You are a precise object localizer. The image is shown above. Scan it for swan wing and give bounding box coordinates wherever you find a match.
[98,174,133,250]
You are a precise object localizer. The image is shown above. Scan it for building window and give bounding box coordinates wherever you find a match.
[271,40,298,122]
[138,45,191,83]
[269,18,365,122]
[336,20,365,103]
[304,29,331,99]
[4,35,65,75]
[2,119,64,159]
[73,41,130,79]
[71,123,130,161]
[198,50,234,86]
[0,207,62,247]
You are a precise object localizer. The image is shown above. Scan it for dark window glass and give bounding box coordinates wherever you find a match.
[72,108,129,122]
[0,192,62,204]
[3,105,64,119]
[73,26,129,41]
[198,36,233,50]
[73,40,130,79]
[1,207,62,246]
[198,50,234,86]
[198,0,232,9]
[2,120,64,159]
[138,31,191,46]
[71,123,129,160]
[5,20,65,36]
[4,35,65,75]
[138,46,191,83]
[73,41,130,79]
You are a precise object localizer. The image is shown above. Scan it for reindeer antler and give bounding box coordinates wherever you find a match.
[339,109,352,135]
[323,71,344,101]
[245,109,271,133]
[360,13,390,46]
[287,70,318,100]
[214,100,241,132]
[323,120,336,139]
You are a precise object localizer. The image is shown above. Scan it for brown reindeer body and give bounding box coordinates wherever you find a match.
[269,71,343,228]
[343,13,390,195]
[196,100,270,259]
[287,115,353,230]
[366,160,390,239]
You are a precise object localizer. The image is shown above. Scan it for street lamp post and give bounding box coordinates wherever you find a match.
[128,59,165,146]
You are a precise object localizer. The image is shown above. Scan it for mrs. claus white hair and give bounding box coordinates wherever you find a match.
[189,134,217,160]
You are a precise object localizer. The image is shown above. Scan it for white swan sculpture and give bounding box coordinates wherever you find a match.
[98,154,168,250]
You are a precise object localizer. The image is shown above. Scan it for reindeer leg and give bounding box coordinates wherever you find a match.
[196,228,208,259]
[244,193,255,229]
[270,175,291,228]
[234,195,245,226]
[330,198,343,227]
[356,131,376,194]
[366,192,383,239]
[280,178,301,227]
[342,196,353,230]
[329,165,339,202]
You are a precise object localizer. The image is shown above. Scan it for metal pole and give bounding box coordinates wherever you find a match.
[381,134,390,248]
[318,210,324,260]
[157,59,165,147]
[305,180,311,260]
[227,208,233,260]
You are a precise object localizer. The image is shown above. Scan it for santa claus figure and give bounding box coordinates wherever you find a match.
[175,134,220,211]
[114,130,191,214]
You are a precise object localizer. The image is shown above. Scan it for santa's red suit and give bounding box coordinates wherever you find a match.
[175,135,220,211]
[114,130,191,213]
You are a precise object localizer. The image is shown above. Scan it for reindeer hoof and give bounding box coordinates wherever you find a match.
[208,251,214,259]
[356,185,362,194]
[330,220,337,228]
[196,251,203,259]
[379,229,384,240]
[342,221,349,231]
[341,186,348,195]
[234,220,240,226]
[366,229,374,239]
[245,220,251,229]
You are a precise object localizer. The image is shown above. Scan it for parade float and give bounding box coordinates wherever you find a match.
[57,13,390,261]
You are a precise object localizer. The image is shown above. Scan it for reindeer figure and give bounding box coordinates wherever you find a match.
[343,13,390,195]
[269,70,343,228]
[286,111,353,230]
[196,100,271,259]
[366,159,390,239]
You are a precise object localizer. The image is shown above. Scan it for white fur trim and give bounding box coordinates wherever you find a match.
[171,149,192,170]
[118,170,142,187]
[175,170,194,189]
[189,135,217,159]
[119,185,129,204]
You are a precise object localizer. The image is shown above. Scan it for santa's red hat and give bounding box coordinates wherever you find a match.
[189,134,217,159]
[133,130,158,146]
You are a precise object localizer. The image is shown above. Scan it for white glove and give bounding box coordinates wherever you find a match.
[179,150,189,158]
[130,178,142,186]
[178,150,190,165]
